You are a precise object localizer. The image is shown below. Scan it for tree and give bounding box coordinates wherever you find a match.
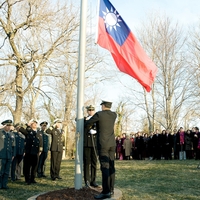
[133,13,194,130]
[0,0,79,123]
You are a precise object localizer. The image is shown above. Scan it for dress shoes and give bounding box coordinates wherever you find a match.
[52,177,56,181]
[94,192,111,199]
[2,186,9,189]
[31,180,37,183]
[90,182,98,187]
[56,176,62,179]
[85,180,90,187]
[27,180,31,185]
[42,175,47,178]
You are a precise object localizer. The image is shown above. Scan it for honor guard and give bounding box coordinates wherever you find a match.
[0,120,15,189]
[37,121,51,178]
[85,100,117,199]
[84,105,98,188]
[11,123,25,181]
[46,119,65,181]
[19,119,43,184]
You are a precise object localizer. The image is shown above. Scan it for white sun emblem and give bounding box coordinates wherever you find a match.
[102,7,121,31]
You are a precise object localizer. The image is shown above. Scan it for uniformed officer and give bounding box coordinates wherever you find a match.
[84,105,98,187]
[0,119,15,189]
[46,119,65,181]
[19,119,43,184]
[11,123,25,181]
[37,121,51,178]
[85,100,117,199]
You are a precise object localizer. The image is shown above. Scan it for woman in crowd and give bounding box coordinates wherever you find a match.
[185,129,193,159]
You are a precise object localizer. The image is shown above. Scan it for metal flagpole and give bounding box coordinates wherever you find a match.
[75,0,88,190]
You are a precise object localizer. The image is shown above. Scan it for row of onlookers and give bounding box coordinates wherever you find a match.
[116,126,200,160]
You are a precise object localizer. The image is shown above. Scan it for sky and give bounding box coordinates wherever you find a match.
[92,0,200,29]
[88,0,200,103]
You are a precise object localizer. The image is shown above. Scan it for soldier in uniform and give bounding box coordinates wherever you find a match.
[85,100,117,199]
[11,123,25,181]
[84,105,98,187]
[0,119,15,189]
[37,121,51,178]
[46,119,65,181]
[19,119,43,184]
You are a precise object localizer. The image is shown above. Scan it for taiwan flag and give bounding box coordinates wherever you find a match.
[96,0,158,92]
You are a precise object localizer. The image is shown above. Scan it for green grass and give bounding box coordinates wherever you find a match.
[0,159,200,200]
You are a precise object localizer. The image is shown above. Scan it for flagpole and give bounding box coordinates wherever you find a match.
[75,0,88,190]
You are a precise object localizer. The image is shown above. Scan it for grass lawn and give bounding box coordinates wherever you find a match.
[0,159,199,200]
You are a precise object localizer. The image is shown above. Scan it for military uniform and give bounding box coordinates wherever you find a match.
[83,105,98,187]
[0,120,15,189]
[46,119,65,180]
[19,123,43,184]
[85,101,117,199]
[11,129,25,181]
[37,121,51,178]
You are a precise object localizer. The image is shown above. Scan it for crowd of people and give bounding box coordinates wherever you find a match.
[116,127,200,161]
[2,108,199,198]
[0,118,65,189]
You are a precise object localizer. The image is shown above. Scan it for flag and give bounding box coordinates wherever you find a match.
[96,0,158,92]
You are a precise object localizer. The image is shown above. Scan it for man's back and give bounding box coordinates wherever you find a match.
[86,110,117,149]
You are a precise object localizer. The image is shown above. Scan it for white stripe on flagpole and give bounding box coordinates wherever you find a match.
[95,0,100,44]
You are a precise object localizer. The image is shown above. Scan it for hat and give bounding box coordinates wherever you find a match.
[86,105,95,111]
[40,121,48,126]
[1,119,13,126]
[14,123,23,128]
[100,100,112,108]
[54,118,62,124]
[28,119,38,125]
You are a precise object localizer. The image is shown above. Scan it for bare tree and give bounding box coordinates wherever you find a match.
[0,0,79,123]
[136,13,195,130]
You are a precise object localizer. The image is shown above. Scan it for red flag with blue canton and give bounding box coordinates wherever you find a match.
[96,0,158,92]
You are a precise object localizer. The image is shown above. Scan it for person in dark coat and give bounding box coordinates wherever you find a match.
[46,119,65,181]
[85,100,117,199]
[152,129,162,160]
[185,129,193,159]
[19,119,43,184]
[163,129,173,160]
[135,132,144,160]
[194,127,200,160]
[143,133,149,160]
[172,129,178,159]
[83,105,98,187]
[0,120,15,189]
[37,121,51,178]
[11,123,25,181]
[160,130,166,159]
[148,132,154,160]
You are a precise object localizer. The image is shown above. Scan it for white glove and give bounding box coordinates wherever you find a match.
[90,129,96,134]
